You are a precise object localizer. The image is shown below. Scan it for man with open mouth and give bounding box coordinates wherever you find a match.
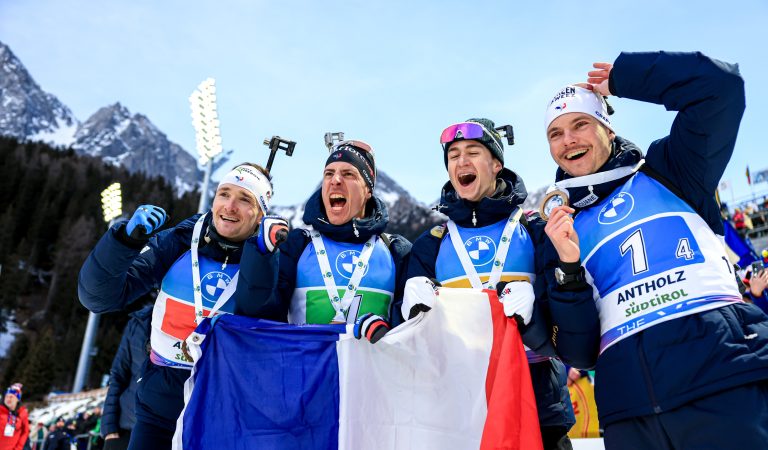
[541,52,768,449]
[235,139,410,342]
[403,118,594,450]
[78,162,287,450]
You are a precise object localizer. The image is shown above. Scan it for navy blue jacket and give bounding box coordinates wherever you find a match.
[101,305,152,436]
[78,213,278,429]
[406,168,578,429]
[235,189,411,323]
[547,51,768,426]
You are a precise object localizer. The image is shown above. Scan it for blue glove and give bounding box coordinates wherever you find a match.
[126,205,168,240]
[255,215,289,254]
[353,313,390,344]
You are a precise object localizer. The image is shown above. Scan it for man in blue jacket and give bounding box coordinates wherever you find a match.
[101,304,152,450]
[78,163,287,450]
[235,140,410,338]
[541,51,768,448]
[405,118,587,450]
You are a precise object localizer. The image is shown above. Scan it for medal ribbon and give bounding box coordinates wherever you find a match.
[446,207,523,290]
[191,213,240,325]
[547,160,645,193]
[309,226,378,323]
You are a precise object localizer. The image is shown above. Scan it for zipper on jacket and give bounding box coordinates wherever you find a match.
[636,333,663,414]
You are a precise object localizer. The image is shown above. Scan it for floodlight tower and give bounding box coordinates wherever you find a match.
[190,78,223,212]
[73,183,123,393]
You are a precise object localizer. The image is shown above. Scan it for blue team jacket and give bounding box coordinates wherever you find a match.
[406,168,579,429]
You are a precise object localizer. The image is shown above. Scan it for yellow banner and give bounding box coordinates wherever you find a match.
[567,377,601,439]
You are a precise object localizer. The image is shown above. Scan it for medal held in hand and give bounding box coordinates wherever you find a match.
[540,189,569,221]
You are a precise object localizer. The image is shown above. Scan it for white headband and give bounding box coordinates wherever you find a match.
[545,85,612,132]
[217,165,273,214]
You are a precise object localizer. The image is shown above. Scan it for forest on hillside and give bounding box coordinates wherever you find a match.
[0,137,200,400]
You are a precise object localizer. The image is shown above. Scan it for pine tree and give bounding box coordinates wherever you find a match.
[17,328,56,400]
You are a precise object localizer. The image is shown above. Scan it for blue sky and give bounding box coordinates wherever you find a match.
[3,0,767,206]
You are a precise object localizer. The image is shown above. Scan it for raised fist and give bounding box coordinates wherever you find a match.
[126,205,167,240]
[255,215,289,254]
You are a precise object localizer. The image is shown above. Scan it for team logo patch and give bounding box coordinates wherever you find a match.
[463,235,497,267]
[201,271,232,305]
[335,250,369,280]
[598,192,635,225]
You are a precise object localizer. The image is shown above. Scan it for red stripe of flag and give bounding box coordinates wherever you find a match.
[482,289,543,450]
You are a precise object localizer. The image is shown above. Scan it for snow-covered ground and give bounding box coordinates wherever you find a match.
[0,316,22,358]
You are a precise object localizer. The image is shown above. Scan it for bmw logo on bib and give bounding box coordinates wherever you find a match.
[464,236,497,267]
[201,271,232,306]
[598,192,635,225]
[336,250,369,279]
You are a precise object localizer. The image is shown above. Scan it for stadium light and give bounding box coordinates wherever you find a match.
[74,182,124,393]
[190,78,224,212]
[100,182,123,223]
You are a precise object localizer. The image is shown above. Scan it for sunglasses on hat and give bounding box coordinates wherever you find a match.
[330,139,375,156]
[439,122,489,144]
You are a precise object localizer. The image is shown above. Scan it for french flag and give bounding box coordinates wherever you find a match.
[173,289,542,450]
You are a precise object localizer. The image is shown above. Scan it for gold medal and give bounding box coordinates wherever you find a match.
[540,189,570,221]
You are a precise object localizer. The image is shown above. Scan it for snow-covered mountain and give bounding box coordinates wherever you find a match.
[72,103,203,193]
[0,40,204,193]
[0,42,78,146]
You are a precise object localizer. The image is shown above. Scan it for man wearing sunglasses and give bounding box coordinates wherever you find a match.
[404,118,581,450]
[236,140,410,340]
[541,52,768,448]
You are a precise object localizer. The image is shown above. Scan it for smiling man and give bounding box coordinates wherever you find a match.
[541,52,768,449]
[404,118,581,450]
[235,140,411,342]
[78,163,288,450]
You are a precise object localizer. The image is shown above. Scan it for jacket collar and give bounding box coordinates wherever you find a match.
[435,167,528,228]
[302,189,389,243]
[554,136,644,212]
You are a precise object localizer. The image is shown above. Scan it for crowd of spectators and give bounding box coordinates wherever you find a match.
[26,406,103,450]
[725,196,768,239]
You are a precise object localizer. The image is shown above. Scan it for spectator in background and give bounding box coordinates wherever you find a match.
[30,422,46,450]
[102,305,152,450]
[64,420,77,446]
[41,418,68,450]
[75,410,96,450]
[746,265,768,315]
[733,207,747,238]
[0,383,29,450]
